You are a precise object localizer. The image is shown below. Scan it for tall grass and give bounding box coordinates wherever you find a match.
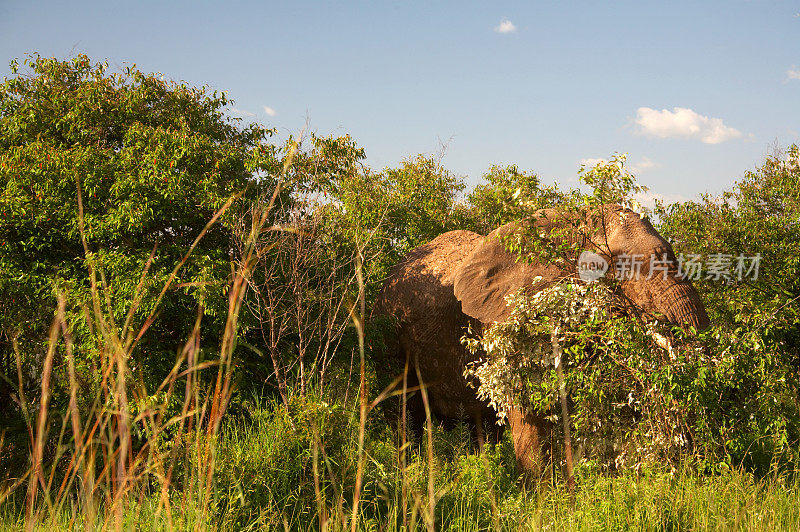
[3,312,800,531]
[6,379,799,531]
[0,146,294,529]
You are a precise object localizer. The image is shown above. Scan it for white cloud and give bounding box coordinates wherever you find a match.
[633,191,690,210]
[579,157,606,168]
[634,107,742,144]
[580,156,656,174]
[263,105,277,117]
[787,66,800,80]
[494,19,516,34]
[231,107,255,118]
[630,156,657,174]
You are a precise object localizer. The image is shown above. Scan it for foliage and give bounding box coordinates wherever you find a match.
[214,394,393,528]
[462,280,704,468]
[462,149,800,472]
[0,54,280,403]
[463,156,723,470]
[312,150,466,294]
[464,164,564,234]
[232,136,471,402]
[578,152,648,212]
[2,51,800,530]
[657,145,800,338]
[657,144,800,472]
[4,391,800,531]
[462,281,610,421]
[496,155,645,272]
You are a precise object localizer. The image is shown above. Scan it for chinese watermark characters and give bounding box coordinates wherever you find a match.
[577,252,761,282]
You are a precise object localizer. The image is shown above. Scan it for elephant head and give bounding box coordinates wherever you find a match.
[452,204,709,329]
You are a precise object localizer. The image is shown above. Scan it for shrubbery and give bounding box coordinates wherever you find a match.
[0,54,281,412]
[656,145,800,473]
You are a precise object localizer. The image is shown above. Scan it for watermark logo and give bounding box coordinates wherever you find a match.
[677,253,761,282]
[577,251,761,282]
[578,251,609,282]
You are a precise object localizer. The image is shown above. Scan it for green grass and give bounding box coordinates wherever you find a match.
[3,393,798,531]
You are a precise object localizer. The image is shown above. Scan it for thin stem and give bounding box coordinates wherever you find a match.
[552,326,576,495]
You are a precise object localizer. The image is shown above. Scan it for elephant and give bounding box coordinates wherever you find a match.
[374,204,709,476]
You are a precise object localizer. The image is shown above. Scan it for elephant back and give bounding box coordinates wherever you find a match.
[375,230,484,321]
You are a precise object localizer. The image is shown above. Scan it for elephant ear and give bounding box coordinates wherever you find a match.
[453,222,556,324]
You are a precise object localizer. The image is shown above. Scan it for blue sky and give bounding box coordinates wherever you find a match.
[2,1,799,204]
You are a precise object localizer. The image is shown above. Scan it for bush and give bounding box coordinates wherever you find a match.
[0,54,281,406]
[213,392,399,529]
[657,145,800,473]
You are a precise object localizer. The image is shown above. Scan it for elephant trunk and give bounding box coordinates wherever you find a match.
[659,280,710,330]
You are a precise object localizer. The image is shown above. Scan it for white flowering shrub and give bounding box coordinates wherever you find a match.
[578,153,649,215]
[462,279,610,421]
[461,278,707,468]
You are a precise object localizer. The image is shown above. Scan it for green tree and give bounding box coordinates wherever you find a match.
[465,164,564,235]
[307,148,466,296]
[0,55,281,402]
[235,138,470,401]
[657,145,800,471]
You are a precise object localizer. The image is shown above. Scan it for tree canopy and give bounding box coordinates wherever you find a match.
[0,55,281,393]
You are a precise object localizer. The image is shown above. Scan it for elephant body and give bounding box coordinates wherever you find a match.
[375,205,709,475]
[375,230,487,420]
